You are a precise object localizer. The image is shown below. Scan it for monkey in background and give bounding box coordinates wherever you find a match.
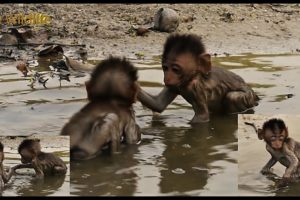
[0,142,14,190]
[138,34,259,123]
[61,57,141,160]
[245,118,300,186]
[13,139,67,179]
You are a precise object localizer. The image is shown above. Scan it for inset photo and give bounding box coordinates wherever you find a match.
[238,114,300,196]
[0,135,70,196]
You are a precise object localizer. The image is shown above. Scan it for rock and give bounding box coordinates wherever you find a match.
[154,8,179,33]
[0,34,18,45]
[88,19,99,25]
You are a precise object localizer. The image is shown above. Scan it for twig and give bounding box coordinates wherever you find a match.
[0,42,86,47]
[0,55,16,60]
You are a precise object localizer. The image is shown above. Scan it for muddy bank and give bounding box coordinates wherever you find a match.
[1,4,300,60]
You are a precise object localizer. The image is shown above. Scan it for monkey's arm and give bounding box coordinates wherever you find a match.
[282,141,298,178]
[190,82,209,123]
[137,87,177,113]
[12,163,33,171]
[124,115,141,144]
[261,145,278,174]
[32,159,44,179]
[261,157,277,174]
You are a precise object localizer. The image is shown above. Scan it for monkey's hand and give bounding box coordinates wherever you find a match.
[277,177,291,188]
[260,167,274,175]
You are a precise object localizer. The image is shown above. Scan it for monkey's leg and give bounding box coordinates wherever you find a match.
[224,90,259,113]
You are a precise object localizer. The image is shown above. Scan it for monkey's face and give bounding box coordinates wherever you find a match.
[264,129,286,150]
[162,53,198,88]
[20,148,34,164]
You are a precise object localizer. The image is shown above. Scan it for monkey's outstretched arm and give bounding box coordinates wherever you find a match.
[12,163,33,171]
[137,87,177,113]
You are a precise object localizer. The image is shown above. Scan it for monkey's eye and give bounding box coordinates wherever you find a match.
[279,135,285,140]
[270,136,276,141]
[171,65,181,75]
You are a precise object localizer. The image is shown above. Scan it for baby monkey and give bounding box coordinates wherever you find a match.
[245,118,300,186]
[13,139,67,179]
[61,57,141,160]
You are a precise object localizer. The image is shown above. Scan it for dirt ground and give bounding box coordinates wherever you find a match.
[1,4,300,59]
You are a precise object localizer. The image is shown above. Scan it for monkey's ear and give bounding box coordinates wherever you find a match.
[199,53,212,74]
[286,127,289,137]
[257,128,264,140]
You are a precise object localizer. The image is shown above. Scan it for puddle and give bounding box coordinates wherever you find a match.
[0,53,299,195]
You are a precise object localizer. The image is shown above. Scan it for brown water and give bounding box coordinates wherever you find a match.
[0,53,299,196]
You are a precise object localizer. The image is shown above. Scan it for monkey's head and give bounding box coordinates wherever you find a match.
[259,118,288,150]
[18,139,41,164]
[85,56,139,106]
[162,34,212,89]
[0,141,4,163]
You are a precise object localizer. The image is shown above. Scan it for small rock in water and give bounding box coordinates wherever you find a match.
[154,8,179,33]
[171,168,186,174]
[182,144,191,148]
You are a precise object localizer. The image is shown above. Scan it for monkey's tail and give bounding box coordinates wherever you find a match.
[244,122,258,133]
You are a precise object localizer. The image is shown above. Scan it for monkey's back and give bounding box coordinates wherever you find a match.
[202,66,259,112]
[36,152,67,176]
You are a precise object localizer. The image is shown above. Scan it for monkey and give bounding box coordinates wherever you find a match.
[245,119,300,186]
[0,142,14,190]
[61,56,141,160]
[138,34,259,123]
[12,139,67,179]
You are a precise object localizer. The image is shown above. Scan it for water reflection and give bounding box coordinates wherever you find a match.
[71,114,237,196]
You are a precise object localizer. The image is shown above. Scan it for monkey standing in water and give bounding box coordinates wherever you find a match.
[13,139,67,179]
[245,118,300,186]
[61,57,141,160]
[138,34,259,123]
[0,142,14,190]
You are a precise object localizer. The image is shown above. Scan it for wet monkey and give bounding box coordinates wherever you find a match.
[138,34,259,123]
[0,142,13,189]
[245,119,300,184]
[13,139,67,179]
[61,57,141,160]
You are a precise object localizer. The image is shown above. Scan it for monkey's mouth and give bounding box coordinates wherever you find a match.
[70,147,100,161]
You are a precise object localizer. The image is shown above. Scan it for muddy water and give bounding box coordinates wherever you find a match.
[0,53,299,196]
